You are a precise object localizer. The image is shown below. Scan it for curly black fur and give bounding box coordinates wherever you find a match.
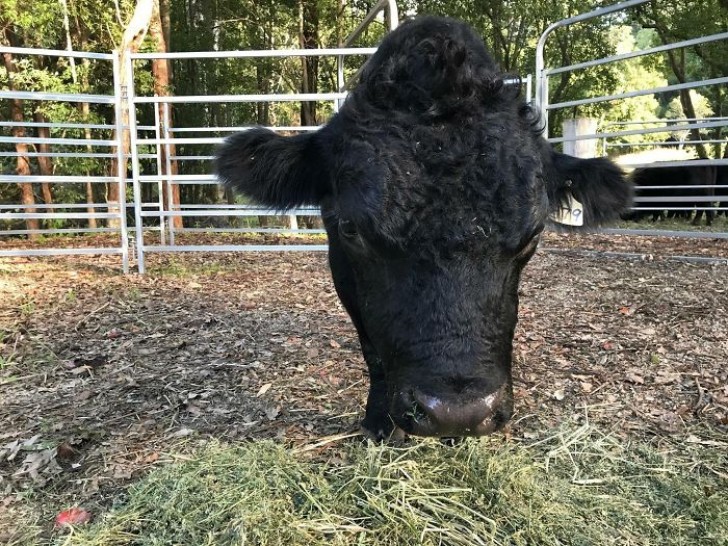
[215,16,632,439]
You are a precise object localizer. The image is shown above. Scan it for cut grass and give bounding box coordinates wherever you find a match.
[58,423,727,546]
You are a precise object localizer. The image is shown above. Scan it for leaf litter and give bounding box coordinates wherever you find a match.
[0,232,726,544]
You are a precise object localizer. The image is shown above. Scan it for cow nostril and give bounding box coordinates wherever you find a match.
[412,392,443,416]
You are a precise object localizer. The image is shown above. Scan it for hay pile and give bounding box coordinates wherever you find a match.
[62,424,727,546]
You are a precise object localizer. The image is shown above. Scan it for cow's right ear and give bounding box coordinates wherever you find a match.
[215,128,329,209]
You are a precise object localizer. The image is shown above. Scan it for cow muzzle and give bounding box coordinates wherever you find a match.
[394,383,512,437]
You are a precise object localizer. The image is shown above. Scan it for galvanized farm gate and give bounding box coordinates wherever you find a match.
[0,50,132,266]
[0,0,399,273]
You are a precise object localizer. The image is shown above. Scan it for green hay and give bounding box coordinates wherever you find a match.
[59,425,727,546]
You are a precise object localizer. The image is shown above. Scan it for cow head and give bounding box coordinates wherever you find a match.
[216,16,631,438]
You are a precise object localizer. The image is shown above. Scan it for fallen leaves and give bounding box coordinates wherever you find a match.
[55,442,84,472]
[257,383,273,397]
[626,372,645,385]
[0,234,726,539]
[54,507,92,529]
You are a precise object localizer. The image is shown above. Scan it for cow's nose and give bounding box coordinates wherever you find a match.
[403,385,510,437]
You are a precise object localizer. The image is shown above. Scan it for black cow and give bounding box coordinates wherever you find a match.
[630,164,717,225]
[216,17,631,439]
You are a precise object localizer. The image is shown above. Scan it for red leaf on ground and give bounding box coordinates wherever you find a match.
[54,507,92,529]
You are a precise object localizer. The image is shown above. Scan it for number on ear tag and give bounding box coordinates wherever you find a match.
[550,192,584,227]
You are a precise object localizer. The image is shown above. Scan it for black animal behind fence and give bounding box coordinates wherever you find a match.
[629,163,718,225]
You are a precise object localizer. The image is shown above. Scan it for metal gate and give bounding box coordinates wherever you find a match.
[2,0,727,272]
[0,0,398,273]
[0,50,131,270]
[535,0,728,240]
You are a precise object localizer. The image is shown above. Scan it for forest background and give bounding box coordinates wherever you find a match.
[1,0,727,233]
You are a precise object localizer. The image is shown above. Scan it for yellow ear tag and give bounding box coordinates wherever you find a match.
[550,191,584,227]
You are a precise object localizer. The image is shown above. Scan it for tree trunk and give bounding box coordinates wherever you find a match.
[298,0,319,127]
[58,0,78,82]
[12,98,38,236]
[75,20,98,229]
[666,48,708,159]
[297,0,322,230]
[255,49,271,228]
[78,102,98,228]
[159,0,173,81]
[150,0,182,228]
[648,5,709,159]
[33,111,54,206]
[2,42,40,237]
[110,0,155,228]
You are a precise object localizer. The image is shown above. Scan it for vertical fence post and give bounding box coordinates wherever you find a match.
[563,117,598,158]
[113,51,130,274]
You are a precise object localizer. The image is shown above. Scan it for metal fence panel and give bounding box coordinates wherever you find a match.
[535,0,728,239]
[0,0,398,272]
[0,48,130,271]
[125,0,399,273]
[4,0,725,272]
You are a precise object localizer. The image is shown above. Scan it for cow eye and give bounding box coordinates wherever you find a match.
[339,219,358,239]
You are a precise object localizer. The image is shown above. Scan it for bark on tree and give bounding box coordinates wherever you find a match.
[159,0,173,80]
[150,0,182,228]
[9,97,39,236]
[74,20,98,228]
[2,34,40,237]
[256,56,271,228]
[644,4,709,158]
[298,0,319,127]
[665,48,709,159]
[58,0,78,82]
[80,101,98,228]
[110,0,155,228]
[298,0,322,230]
[254,9,275,228]
[33,111,54,206]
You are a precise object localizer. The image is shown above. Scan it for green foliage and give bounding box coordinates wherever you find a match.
[627,0,728,154]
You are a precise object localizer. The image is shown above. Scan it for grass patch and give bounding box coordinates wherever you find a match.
[59,424,727,546]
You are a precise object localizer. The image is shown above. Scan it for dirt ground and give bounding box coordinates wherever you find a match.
[1,232,727,542]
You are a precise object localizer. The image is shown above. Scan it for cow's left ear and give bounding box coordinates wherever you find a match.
[545,150,632,228]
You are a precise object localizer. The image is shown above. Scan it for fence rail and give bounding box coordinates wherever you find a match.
[2,0,726,271]
[0,0,398,272]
